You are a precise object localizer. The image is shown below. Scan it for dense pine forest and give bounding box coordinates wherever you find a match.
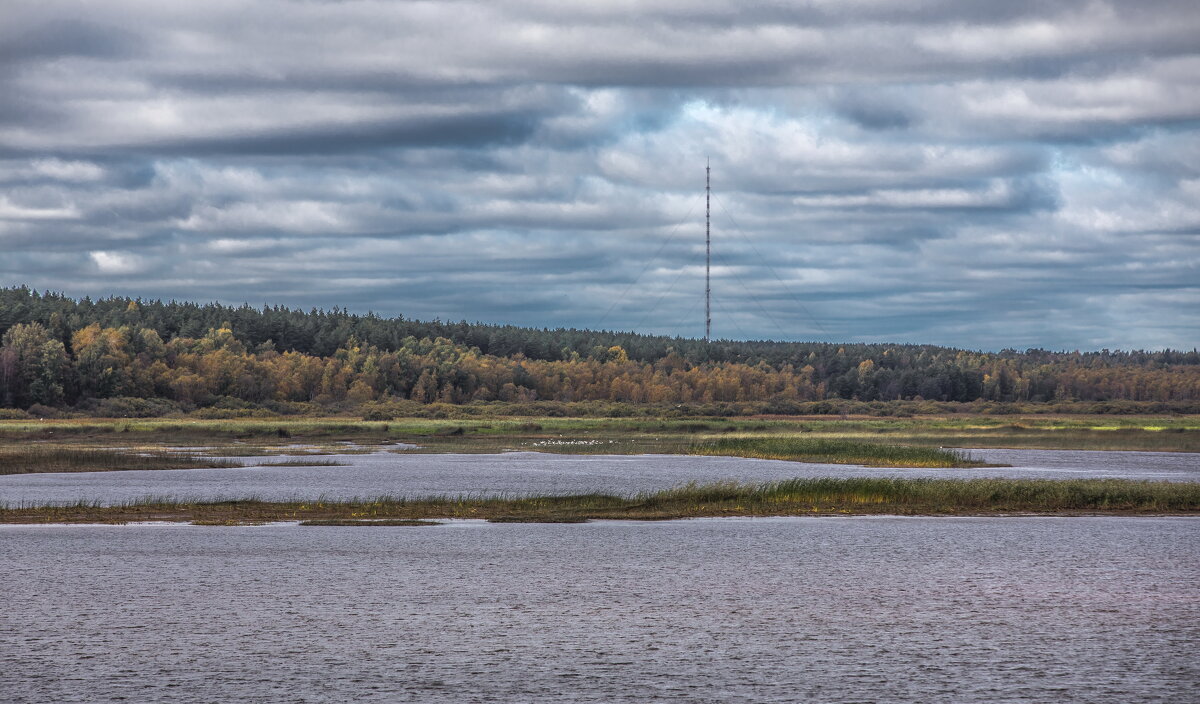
[1,287,1197,416]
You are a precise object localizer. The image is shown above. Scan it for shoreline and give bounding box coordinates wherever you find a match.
[2,512,1198,527]
[1,511,1197,526]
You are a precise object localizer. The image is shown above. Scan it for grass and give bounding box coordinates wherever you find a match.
[3,414,1198,452]
[0,447,240,474]
[689,436,988,467]
[0,414,1196,478]
[2,478,1196,523]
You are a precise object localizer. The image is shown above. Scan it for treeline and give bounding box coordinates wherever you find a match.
[1,287,1198,413]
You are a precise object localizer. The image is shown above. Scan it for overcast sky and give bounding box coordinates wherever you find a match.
[1,1,1197,351]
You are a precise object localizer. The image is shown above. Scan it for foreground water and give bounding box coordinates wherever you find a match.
[1,448,1197,506]
[2,517,1196,703]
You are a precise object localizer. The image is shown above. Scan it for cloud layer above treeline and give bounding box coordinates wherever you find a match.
[1,0,1197,350]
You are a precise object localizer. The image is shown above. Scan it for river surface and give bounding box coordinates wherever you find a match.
[0,448,1197,506]
[2,517,1196,703]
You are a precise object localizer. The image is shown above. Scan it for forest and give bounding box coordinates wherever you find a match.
[1,286,1198,415]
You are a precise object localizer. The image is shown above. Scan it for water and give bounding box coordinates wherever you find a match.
[0,448,1197,506]
[968,448,1200,480]
[2,517,1196,703]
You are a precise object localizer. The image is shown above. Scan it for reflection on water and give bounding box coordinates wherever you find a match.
[2,517,1196,703]
[0,448,1197,507]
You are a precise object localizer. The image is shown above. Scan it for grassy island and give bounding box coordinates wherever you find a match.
[689,437,987,467]
[2,478,1196,524]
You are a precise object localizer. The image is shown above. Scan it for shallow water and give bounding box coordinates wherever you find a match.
[0,448,1196,506]
[2,517,1196,703]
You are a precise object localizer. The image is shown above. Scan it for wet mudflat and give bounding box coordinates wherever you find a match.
[2,517,1196,703]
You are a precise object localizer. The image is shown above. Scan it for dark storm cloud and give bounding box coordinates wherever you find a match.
[0,19,144,63]
[0,0,1197,349]
[134,110,546,157]
[833,96,914,132]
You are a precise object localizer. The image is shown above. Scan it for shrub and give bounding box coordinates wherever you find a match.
[25,403,63,419]
[77,396,184,418]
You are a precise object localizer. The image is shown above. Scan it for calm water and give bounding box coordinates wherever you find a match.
[0,448,1197,506]
[2,517,1196,703]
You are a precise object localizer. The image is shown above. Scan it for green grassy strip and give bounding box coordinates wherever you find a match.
[689,436,985,467]
[3,416,1199,454]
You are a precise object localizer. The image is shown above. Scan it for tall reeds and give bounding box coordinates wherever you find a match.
[689,436,984,467]
[3,478,1196,522]
[636,477,1200,512]
[0,447,239,474]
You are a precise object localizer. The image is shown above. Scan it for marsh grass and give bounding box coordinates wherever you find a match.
[0,447,240,474]
[632,477,1200,513]
[689,436,987,467]
[1,415,1198,454]
[3,478,1196,523]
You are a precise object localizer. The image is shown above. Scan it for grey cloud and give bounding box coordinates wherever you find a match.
[833,95,914,131]
[0,19,144,63]
[0,1,1197,350]
[137,110,546,157]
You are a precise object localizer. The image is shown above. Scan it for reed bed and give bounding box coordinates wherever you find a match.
[3,416,1198,453]
[3,478,1196,523]
[635,477,1200,512]
[0,447,240,474]
[689,436,986,467]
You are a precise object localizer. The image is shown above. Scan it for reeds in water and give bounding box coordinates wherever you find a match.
[689,436,985,467]
[3,478,1196,523]
[634,477,1200,513]
[0,447,239,474]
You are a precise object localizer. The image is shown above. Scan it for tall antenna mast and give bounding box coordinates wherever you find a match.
[705,159,711,343]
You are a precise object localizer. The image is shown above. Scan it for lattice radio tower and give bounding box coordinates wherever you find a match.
[705,159,711,343]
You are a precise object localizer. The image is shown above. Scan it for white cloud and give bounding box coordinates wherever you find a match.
[792,181,1018,209]
[29,158,106,182]
[0,197,81,220]
[89,250,146,275]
